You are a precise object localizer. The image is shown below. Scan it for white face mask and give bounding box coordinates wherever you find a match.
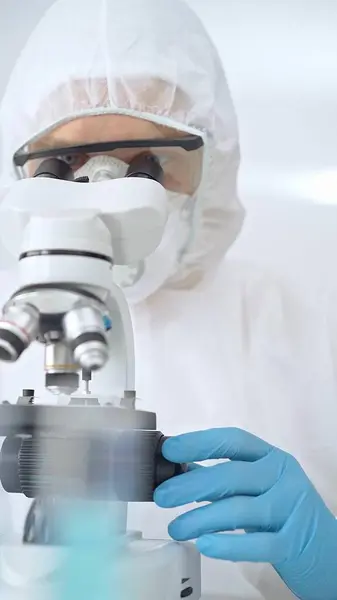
[75,155,192,304]
[75,154,128,182]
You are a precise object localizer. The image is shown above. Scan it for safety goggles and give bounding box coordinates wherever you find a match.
[13,135,204,195]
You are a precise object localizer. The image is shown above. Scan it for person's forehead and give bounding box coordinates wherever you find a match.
[33,114,185,150]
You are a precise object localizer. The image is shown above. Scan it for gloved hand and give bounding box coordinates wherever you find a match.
[154,428,337,600]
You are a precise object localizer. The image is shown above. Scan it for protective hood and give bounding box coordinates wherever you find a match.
[0,0,244,289]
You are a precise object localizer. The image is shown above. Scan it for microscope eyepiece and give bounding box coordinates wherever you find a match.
[126,154,164,184]
[33,158,74,181]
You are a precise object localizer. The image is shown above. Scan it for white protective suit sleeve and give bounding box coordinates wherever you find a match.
[0,0,244,288]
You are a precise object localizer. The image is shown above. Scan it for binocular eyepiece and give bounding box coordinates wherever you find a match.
[33,153,164,184]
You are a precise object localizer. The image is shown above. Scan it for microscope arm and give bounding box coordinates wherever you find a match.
[91,282,135,406]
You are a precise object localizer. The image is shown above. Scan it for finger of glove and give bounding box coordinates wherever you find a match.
[155,459,278,508]
[197,532,285,564]
[163,428,273,464]
[168,496,286,541]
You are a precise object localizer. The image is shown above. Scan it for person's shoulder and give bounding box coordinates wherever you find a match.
[210,259,297,302]
[209,258,325,327]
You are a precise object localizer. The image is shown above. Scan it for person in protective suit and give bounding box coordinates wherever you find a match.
[1,0,337,598]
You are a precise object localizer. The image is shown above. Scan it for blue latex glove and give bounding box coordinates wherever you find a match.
[154,428,337,600]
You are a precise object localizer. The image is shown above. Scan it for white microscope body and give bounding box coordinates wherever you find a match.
[0,165,201,600]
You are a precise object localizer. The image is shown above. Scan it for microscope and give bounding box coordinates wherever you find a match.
[0,155,201,600]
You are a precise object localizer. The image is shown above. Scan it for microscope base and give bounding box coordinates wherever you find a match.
[0,537,201,600]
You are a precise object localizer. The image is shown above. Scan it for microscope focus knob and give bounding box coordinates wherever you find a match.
[0,431,187,502]
[110,430,187,502]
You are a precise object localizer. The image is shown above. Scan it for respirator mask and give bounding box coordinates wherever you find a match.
[75,155,192,304]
